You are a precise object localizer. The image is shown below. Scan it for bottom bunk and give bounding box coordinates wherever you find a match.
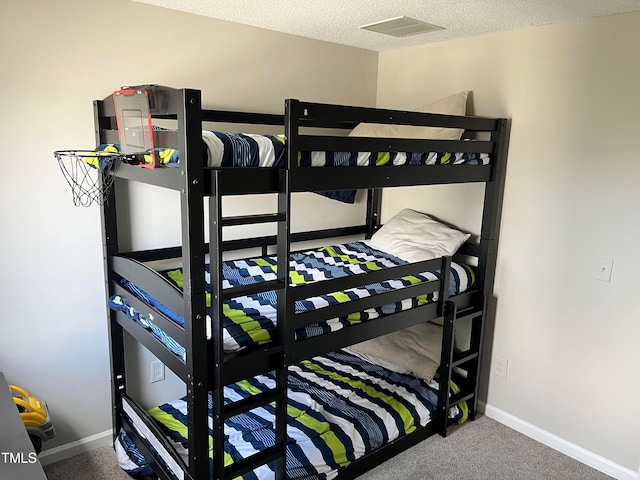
[116,343,466,480]
[108,208,483,479]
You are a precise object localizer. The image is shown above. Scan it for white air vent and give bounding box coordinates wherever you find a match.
[360,16,443,37]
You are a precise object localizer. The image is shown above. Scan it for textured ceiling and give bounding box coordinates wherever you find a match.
[132,0,640,51]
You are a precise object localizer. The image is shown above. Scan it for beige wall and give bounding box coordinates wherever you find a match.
[2,0,638,475]
[378,12,640,474]
[0,0,377,451]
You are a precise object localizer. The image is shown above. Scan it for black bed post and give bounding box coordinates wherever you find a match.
[478,118,509,290]
[474,118,510,418]
[365,188,382,239]
[209,171,226,480]
[95,97,125,442]
[177,88,210,480]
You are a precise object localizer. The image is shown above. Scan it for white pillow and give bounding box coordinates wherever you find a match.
[368,208,470,262]
[347,322,443,381]
[349,91,469,140]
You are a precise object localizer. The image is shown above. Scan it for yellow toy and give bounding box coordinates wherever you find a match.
[9,384,55,454]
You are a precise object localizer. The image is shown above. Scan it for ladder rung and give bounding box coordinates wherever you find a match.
[222,213,285,226]
[224,389,284,419]
[222,345,285,385]
[222,279,285,300]
[455,307,483,320]
[452,349,479,368]
[224,444,284,480]
[449,390,475,407]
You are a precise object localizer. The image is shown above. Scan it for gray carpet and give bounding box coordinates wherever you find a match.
[43,416,612,480]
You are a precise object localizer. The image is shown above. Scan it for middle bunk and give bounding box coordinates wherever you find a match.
[99,85,507,480]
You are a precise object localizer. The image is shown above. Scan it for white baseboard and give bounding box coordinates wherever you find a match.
[39,430,113,466]
[482,402,639,480]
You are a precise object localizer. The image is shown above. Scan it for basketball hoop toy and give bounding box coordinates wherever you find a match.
[54,149,124,207]
[55,85,169,207]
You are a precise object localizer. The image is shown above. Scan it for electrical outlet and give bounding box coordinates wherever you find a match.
[151,360,165,383]
[494,356,508,379]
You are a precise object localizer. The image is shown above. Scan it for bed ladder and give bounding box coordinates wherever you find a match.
[208,170,290,480]
[437,299,485,437]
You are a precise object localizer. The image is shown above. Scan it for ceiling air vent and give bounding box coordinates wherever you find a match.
[359,16,443,37]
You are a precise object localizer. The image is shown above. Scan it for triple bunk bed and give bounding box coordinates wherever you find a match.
[93,85,509,480]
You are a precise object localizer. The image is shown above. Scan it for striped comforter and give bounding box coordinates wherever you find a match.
[148,349,464,480]
[110,242,475,355]
[202,131,490,168]
[98,132,488,203]
[99,132,489,168]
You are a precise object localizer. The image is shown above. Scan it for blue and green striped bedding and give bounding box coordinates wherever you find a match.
[109,242,475,356]
[147,349,465,480]
[98,131,489,203]
[202,131,490,168]
[206,131,489,204]
[99,131,490,168]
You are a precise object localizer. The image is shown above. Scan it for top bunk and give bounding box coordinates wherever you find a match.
[94,85,508,196]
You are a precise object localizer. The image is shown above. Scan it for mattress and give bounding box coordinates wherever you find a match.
[144,349,465,480]
[109,242,476,357]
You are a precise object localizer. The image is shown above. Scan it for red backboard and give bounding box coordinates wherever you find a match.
[113,87,157,168]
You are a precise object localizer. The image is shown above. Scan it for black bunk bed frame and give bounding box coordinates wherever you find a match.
[94,86,508,480]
